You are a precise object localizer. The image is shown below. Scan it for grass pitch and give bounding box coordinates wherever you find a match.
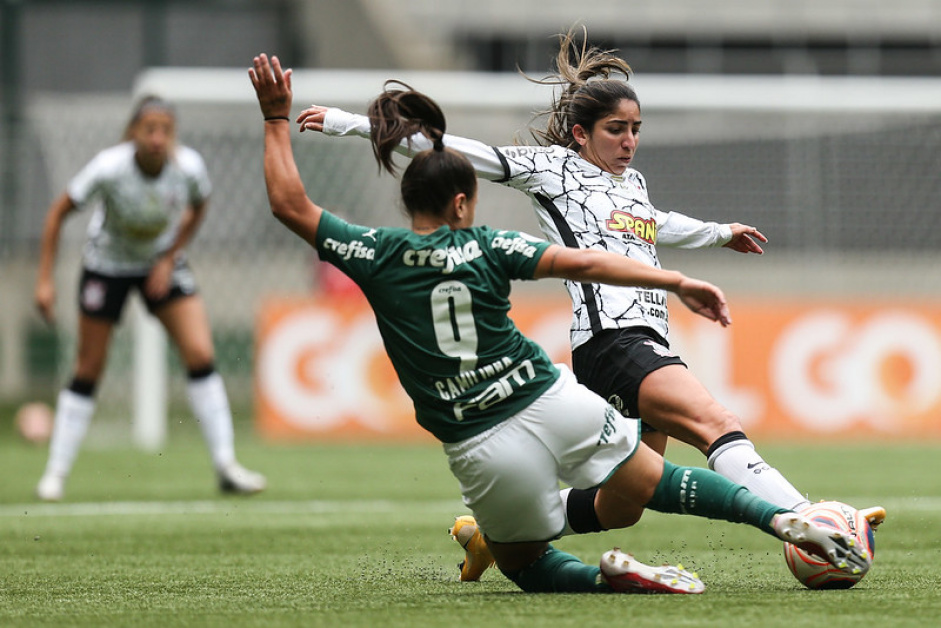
[0,424,939,628]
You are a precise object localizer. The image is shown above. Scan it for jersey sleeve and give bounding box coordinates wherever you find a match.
[484,228,552,280]
[313,210,378,285]
[66,151,108,208]
[656,210,733,248]
[178,147,212,205]
[638,170,732,248]
[323,108,507,180]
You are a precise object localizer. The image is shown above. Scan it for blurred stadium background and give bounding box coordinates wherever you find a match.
[2,0,941,444]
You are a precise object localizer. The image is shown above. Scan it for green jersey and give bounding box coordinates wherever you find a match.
[315,210,560,443]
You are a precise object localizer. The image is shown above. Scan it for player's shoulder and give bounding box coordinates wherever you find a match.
[88,142,135,171]
[172,144,208,173]
[497,142,566,160]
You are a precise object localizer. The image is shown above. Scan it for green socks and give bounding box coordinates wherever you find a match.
[647,460,789,538]
[502,545,607,593]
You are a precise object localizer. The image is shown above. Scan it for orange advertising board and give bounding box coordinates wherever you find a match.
[256,295,941,440]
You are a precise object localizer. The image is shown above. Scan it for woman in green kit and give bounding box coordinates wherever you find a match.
[249,53,869,594]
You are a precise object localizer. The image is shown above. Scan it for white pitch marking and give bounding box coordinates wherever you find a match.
[0,499,465,518]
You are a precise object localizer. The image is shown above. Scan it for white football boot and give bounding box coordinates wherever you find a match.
[773,512,871,575]
[36,474,66,502]
[600,548,705,594]
[218,462,267,494]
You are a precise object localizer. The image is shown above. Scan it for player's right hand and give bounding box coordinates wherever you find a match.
[296,105,328,133]
[676,278,731,327]
[35,278,56,325]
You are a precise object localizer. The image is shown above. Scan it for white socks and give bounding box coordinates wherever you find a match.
[186,372,236,470]
[43,388,96,478]
[707,438,810,511]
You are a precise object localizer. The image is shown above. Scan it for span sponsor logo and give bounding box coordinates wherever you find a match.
[605,210,657,244]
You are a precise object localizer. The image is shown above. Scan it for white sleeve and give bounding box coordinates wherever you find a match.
[656,210,733,249]
[66,152,107,207]
[322,108,372,138]
[177,146,212,204]
[321,108,506,180]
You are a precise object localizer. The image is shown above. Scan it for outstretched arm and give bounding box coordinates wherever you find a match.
[249,54,323,247]
[296,105,507,180]
[533,245,731,326]
[658,210,766,255]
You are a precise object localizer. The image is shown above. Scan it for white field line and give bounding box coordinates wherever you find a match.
[0,499,465,518]
[0,496,938,519]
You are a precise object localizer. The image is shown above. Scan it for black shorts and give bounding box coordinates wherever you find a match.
[572,327,686,427]
[78,264,198,323]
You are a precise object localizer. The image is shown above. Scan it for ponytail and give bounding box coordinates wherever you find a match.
[367,81,477,218]
[368,81,448,174]
[525,26,637,149]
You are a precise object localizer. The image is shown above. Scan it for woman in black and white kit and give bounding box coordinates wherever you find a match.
[295,30,886,534]
[34,96,265,501]
[249,52,869,594]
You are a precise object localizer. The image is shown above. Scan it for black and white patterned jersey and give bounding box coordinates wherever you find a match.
[323,109,732,349]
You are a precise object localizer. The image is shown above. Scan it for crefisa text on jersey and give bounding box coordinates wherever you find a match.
[321,237,375,261]
[403,235,538,274]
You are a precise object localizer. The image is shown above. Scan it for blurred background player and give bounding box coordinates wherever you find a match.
[33,95,266,501]
[297,29,880,531]
[251,53,869,594]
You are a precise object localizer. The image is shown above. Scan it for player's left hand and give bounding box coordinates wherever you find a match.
[723,223,767,254]
[144,256,173,300]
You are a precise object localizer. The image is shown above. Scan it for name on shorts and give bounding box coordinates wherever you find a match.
[434,357,537,421]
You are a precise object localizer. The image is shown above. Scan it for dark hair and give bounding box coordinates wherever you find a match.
[123,95,176,140]
[526,27,638,149]
[368,81,477,218]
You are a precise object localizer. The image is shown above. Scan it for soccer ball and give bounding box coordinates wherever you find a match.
[14,402,53,445]
[783,501,875,589]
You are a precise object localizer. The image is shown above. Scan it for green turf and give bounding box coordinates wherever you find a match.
[0,427,939,627]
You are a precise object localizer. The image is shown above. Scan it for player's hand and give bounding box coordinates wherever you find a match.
[144,256,173,300]
[296,105,328,133]
[723,223,767,254]
[35,277,56,325]
[249,53,293,119]
[676,277,732,327]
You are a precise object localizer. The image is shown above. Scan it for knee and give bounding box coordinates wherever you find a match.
[596,490,648,530]
[605,507,645,530]
[692,404,743,452]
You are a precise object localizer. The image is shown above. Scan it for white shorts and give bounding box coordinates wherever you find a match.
[443,365,641,543]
